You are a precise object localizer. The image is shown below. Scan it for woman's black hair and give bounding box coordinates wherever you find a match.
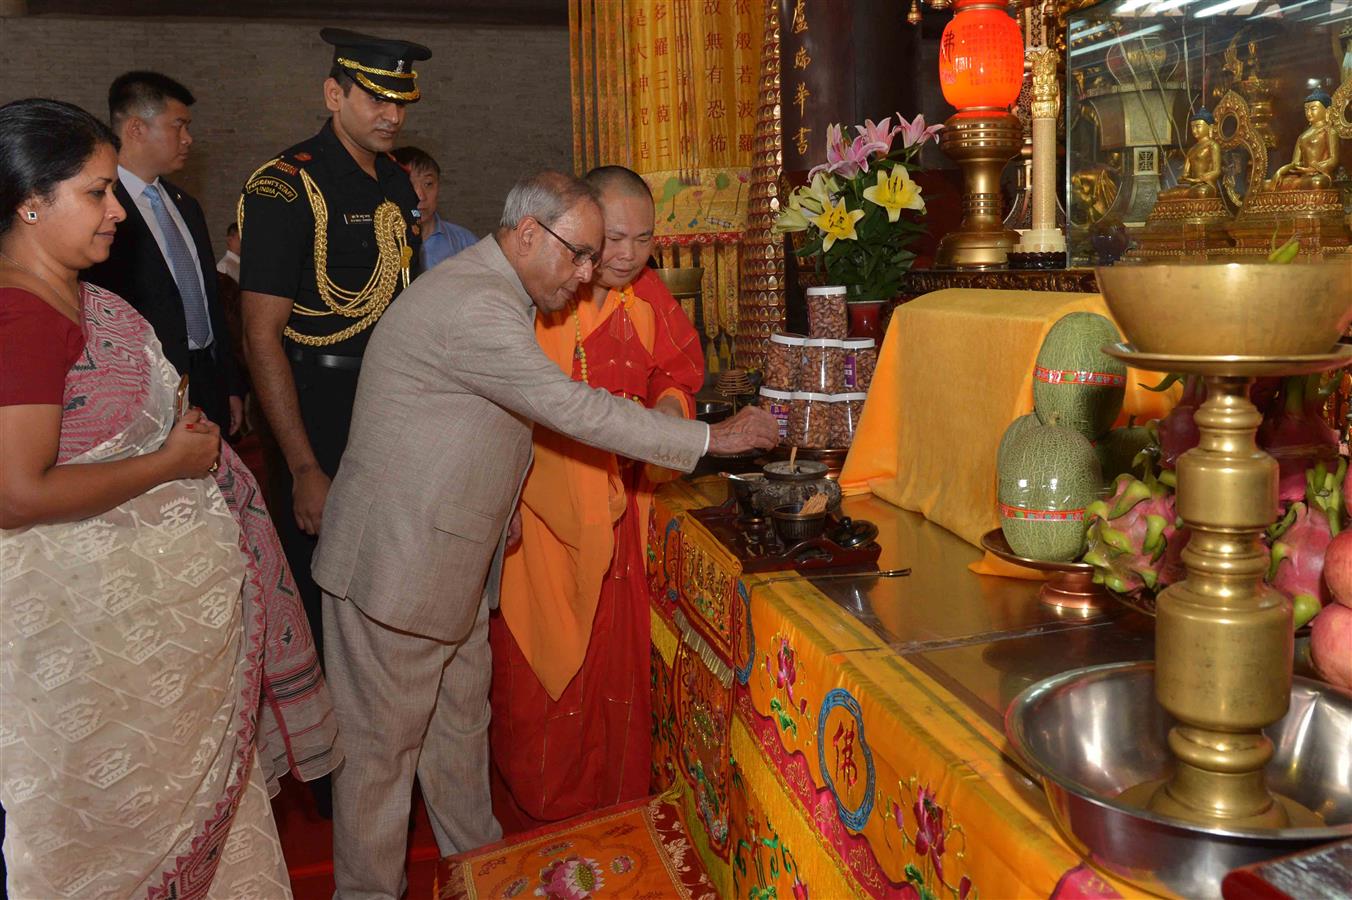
[0,98,120,238]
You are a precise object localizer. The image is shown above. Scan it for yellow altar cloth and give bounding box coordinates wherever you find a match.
[839,289,1180,559]
[646,479,1150,899]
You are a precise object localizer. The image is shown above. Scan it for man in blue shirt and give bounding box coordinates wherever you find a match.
[393,145,477,270]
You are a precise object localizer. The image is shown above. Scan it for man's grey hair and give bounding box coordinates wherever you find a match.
[499,170,599,230]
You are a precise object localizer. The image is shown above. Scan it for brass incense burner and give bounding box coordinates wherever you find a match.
[1095,260,1352,830]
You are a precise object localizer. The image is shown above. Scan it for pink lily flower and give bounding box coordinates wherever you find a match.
[855,117,903,156]
[809,124,886,180]
[895,113,943,149]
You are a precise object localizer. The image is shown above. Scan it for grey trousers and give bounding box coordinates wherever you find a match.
[323,591,502,900]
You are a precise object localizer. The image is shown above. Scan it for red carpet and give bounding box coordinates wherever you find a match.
[272,777,442,899]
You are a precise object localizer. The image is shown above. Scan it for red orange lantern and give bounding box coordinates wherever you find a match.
[938,0,1024,110]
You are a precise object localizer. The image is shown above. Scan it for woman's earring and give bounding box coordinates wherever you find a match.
[24,211,37,222]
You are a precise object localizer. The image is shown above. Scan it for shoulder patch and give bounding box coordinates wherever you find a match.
[245,175,298,203]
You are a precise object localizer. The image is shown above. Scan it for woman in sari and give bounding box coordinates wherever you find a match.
[0,98,338,898]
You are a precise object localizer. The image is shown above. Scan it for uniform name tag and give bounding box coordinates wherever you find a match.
[344,213,373,225]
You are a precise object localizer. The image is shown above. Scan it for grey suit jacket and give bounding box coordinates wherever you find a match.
[313,236,708,643]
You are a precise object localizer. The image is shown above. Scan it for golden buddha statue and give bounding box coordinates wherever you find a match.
[1267,90,1339,191]
[1159,109,1222,199]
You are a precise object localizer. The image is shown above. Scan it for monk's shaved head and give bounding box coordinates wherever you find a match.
[584,165,653,203]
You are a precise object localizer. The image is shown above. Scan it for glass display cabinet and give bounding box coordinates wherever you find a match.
[1063,0,1351,264]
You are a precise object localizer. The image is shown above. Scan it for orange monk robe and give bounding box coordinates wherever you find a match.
[490,268,704,830]
[497,268,702,698]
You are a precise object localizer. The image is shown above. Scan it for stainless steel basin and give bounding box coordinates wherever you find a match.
[1005,661,1352,898]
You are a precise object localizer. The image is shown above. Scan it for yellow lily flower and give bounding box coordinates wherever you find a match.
[813,198,865,252]
[774,204,810,233]
[797,172,838,214]
[862,167,925,222]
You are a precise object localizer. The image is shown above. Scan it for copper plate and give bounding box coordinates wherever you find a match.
[980,528,1112,617]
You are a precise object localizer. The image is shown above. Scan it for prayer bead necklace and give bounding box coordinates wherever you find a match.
[571,304,589,383]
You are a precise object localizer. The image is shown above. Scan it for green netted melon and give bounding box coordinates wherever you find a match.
[998,419,1103,561]
[1093,420,1154,482]
[1032,312,1126,441]
[996,413,1041,475]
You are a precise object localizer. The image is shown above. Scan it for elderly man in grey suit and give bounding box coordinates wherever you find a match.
[314,169,778,899]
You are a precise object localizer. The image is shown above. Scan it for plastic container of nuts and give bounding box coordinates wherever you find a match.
[796,391,835,449]
[840,338,877,392]
[798,338,845,393]
[764,333,805,391]
[758,387,794,442]
[830,392,868,447]
[805,286,848,339]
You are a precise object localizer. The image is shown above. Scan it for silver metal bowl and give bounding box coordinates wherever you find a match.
[1005,661,1352,898]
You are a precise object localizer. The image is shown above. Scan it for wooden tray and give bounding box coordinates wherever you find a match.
[689,501,881,574]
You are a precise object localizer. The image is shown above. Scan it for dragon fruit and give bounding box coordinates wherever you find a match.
[1267,459,1347,615]
[1082,458,1187,597]
[1257,375,1340,505]
[1149,374,1205,470]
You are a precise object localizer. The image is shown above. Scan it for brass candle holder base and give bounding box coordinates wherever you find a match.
[1102,339,1352,828]
[935,111,1023,269]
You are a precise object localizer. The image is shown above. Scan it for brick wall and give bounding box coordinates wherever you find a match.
[0,15,572,249]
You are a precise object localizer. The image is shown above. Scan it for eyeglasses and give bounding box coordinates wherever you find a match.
[536,219,600,267]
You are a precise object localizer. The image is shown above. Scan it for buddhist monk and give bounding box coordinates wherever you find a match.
[488,165,704,831]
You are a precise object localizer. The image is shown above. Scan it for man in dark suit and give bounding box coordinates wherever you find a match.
[84,71,243,435]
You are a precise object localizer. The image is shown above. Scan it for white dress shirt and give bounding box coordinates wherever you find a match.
[117,165,212,349]
[216,249,239,283]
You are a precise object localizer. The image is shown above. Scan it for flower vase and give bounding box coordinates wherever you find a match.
[846,300,885,340]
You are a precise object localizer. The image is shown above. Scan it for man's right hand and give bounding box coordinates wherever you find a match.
[706,406,781,457]
[293,466,331,536]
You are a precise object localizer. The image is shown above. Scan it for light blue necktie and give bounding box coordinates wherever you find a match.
[144,184,212,347]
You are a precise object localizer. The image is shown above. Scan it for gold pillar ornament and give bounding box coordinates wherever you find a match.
[735,0,787,373]
[1013,48,1066,257]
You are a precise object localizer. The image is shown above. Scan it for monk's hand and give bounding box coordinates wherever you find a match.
[706,407,780,456]
[506,508,523,551]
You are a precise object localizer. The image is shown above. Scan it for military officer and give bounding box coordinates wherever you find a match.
[239,28,430,664]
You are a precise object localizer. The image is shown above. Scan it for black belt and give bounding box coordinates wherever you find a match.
[286,345,363,372]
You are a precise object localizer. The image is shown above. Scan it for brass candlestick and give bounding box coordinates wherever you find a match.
[1097,260,1352,828]
[935,111,1024,268]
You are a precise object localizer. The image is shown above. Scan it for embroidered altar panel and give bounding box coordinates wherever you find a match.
[649,479,1133,900]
